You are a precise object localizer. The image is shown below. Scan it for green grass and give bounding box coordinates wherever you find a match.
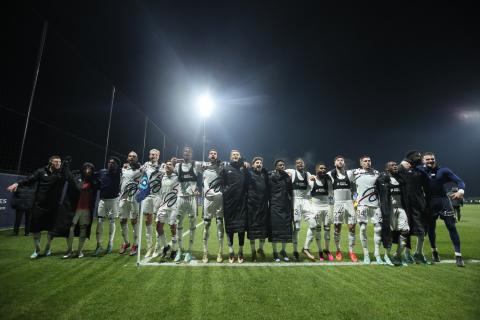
[1,205,479,320]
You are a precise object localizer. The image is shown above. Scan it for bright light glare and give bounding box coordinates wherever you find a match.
[197,93,215,118]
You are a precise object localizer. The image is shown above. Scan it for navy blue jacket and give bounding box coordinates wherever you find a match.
[417,166,465,199]
[98,167,121,199]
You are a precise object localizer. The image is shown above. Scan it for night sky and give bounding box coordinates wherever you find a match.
[2,1,480,194]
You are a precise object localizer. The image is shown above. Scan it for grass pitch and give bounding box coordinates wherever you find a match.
[1,205,479,320]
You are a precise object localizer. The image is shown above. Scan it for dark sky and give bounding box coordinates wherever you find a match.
[2,1,480,194]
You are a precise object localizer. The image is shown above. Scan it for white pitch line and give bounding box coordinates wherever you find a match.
[139,259,480,267]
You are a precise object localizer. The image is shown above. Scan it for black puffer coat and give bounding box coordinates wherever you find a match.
[220,160,248,233]
[246,168,270,240]
[268,170,293,243]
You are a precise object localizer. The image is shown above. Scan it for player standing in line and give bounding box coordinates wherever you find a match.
[201,148,225,263]
[118,151,142,256]
[141,149,164,258]
[93,156,121,256]
[174,146,201,263]
[304,163,333,261]
[154,160,180,260]
[285,158,312,261]
[351,155,386,265]
[327,156,358,262]
[246,156,270,262]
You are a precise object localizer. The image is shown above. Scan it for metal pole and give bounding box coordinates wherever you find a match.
[141,116,148,163]
[104,85,116,167]
[17,21,48,174]
[202,118,206,165]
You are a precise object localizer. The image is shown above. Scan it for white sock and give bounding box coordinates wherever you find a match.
[334,229,341,251]
[78,225,87,253]
[324,226,331,251]
[304,228,314,250]
[216,218,224,254]
[146,224,153,248]
[373,223,382,257]
[159,233,167,248]
[108,218,116,247]
[121,223,129,244]
[360,223,368,254]
[203,221,210,252]
[67,227,75,252]
[314,228,322,252]
[132,222,138,245]
[348,230,356,253]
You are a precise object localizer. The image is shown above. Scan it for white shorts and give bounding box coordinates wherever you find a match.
[308,202,331,228]
[203,193,223,220]
[176,196,197,221]
[293,197,311,223]
[156,208,177,225]
[390,207,409,232]
[72,209,91,226]
[142,195,160,215]
[333,201,356,225]
[97,198,119,218]
[357,205,382,224]
[119,199,139,219]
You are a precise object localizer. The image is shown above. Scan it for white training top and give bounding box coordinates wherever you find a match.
[286,169,312,199]
[351,168,380,207]
[174,162,202,197]
[120,164,142,201]
[327,169,354,202]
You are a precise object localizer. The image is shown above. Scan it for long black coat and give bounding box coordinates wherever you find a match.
[247,168,270,240]
[268,170,293,243]
[18,166,74,233]
[221,161,248,233]
[397,165,429,235]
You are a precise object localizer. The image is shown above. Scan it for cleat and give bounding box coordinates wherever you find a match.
[455,256,465,267]
[184,252,192,263]
[401,259,408,267]
[349,252,358,263]
[257,248,266,259]
[363,255,371,265]
[391,254,402,266]
[62,251,75,259]
[251,251,257,262]
[335,250,343,261]
[129,244,138,256]
[145,247,154,258]
[169,250,177,260]
[119,243,130,255]
[229,253,235,264]
[293,251,300,261]
[93,245,103,256]
[302,248,316,261]
[432,251,440,263]
[324,250,334,261]
[77,252,84,259]
[216,253,223,263]
[404,252,414,264]
[280,250,289,262]
[273,252,280,262]
[174,250,183,263]
[238,254,244,264]
[384,254,394,266]
[160,245,171,259]
[375,255,385,265]
[202,252,209,263]
[30,250,39,259]
[319,251,325,261]
[106,244,113,254]
[413,253,431,265]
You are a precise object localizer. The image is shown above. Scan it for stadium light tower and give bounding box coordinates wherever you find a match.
[196,91,215,164]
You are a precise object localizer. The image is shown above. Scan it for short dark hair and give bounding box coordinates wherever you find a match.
[334,155,344,161]
[359,155,371,161]
[49,155,61,162]
[423,151,435,157]
[315,162,326,170]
